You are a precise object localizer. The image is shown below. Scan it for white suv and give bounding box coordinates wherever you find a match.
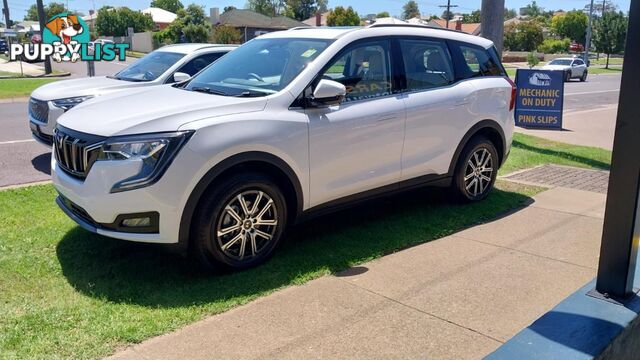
[52,25,515,270]
[29,44,236,145]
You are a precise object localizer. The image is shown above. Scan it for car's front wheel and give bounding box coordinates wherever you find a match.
[451,136,499,202]
[191,172,287,271]
[580,71,588,82]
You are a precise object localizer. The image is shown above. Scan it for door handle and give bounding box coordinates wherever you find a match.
[375,116,397,122]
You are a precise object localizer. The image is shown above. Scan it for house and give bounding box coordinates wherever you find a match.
[15,21,40,35]
[303,11,330,27]
[428,19,481,35]
[141,7,177,30]
[210,8,307,43]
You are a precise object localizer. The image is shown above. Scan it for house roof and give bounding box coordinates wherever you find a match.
[219,9,306,29]
[302,11,330,26]
[428,19,481,35]
[141,7,177,24]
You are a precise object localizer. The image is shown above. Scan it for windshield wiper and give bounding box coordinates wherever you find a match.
[191,86,229,96]
[236,90,269,97]
[107,75,146,82]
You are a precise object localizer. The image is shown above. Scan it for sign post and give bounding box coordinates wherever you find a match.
[514,69,564,130]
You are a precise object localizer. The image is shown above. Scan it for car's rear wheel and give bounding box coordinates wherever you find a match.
[580,71,588,82]
[191,172,287,271]
[451,136,499,202]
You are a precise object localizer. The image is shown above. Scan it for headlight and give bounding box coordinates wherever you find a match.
[97,131,193,193]
[52,95,94,111]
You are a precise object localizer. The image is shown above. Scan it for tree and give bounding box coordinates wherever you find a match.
[25,2,66,21]
[584,1,618,15]
[317,0,328,13]
[212,24,242,44]
[441,10,454,21]
[246,0,279,17]
[326,6,360,26]
[223,6,237,13]
[593,11,627,68]
[150,0,184,14]
[462,10,481,23]
[402,1,420,19]
[521,1,543,17]
[376,11,390,18]
[504,21,544,51]
[95,7,154,37]
[504,8,517,20]
[155,4,211,43]
[551,11,588,45]
[284,0,317,21]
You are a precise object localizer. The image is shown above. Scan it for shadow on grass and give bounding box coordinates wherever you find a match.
[57,186,533,308]
[513,140,610,170]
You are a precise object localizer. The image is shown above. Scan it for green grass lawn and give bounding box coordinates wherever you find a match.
[126,50,147,58]
[591,57,624,65]
[0,78,60,99]
[0,133,611,359]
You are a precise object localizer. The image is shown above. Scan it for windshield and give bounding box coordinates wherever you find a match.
[548,59,573,66]
[113,51,185,82]
[186,38,332,96]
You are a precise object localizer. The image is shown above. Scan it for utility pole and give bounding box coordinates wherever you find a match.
[438,0,458,28]
[36,0,52,74]
[2,0,10,47]
[584,0,595,65]
[480,0,505,54]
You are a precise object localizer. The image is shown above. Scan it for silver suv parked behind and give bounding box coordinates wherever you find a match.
[52,25,515,270]
[28,44,236,145]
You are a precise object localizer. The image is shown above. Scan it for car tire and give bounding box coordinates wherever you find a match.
[451,136,499,202]
[580,71,588,82]
[191,172,288,271]
[565,71,572,82]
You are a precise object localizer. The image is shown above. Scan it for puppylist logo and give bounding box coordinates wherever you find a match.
[10,12,128,62]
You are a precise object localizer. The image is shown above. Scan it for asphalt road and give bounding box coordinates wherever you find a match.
[52,57,134,78]
[0,73,622,188]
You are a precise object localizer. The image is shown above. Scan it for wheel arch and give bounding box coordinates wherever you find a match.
[447,120,507,176]
[178,151,304,252]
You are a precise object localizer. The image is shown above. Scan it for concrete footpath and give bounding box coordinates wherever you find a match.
[109,183,606,360]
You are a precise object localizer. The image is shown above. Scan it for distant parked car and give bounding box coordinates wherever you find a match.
[569,41,584,53]
[0,39,8,54]
[542,57,588,82]
[90,39,122,56]
[28,44,237,145]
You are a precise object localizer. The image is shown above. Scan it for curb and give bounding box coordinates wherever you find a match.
[0,97,30,103]
[0,180,51,191]
[0,72,71,79]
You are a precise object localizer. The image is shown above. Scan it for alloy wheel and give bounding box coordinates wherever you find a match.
[215,190,279,261]
[464,148,494,198]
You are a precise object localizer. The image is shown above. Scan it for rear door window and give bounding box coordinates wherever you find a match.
[399,38,454,91]
[450,42,505,80]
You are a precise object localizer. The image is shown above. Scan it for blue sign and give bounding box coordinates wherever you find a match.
[515,69,564,129]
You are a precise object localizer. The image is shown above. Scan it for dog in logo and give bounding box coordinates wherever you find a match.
[45,14,84,62]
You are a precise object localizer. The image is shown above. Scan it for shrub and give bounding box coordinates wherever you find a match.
[537,38,570,54]
[211,25,242,44]
[527,52,540,68]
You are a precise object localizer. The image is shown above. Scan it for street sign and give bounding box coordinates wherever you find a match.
[514,69,565,129]
[4,29,17,38]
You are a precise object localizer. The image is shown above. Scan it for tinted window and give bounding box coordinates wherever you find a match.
[453,43,504,79]
[321,40,392,102]
[574,59,584,65]
[400,39,453,91]
[177,52,225,76]
[549,59,573,65]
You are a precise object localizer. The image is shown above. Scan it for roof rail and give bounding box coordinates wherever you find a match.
[367,22,464,34]
[288,26,311,31]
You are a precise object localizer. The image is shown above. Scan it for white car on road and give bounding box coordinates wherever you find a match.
[28,44,236,145]
[52,25,515,270]
[542,57,588,82]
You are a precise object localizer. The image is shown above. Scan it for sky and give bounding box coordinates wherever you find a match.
[6,0,631,22]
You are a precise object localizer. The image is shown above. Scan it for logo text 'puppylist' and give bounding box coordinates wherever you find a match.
[9,13,128,63]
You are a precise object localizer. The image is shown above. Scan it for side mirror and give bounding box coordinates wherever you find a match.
[309,79,346,107]
[172,72,191,83]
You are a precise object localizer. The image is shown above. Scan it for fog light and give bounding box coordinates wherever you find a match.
[121,217,151,228]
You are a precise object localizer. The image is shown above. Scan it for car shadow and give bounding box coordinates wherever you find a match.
[31,153,51,175]
[56,185,534,308]
[512,140,610,170]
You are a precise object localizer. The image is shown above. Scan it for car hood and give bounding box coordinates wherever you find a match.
[541,65,570,71]
[30,76,152,101]
[57,85,268,137]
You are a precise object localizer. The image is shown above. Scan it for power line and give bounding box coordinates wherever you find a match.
[438,0,458,28]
